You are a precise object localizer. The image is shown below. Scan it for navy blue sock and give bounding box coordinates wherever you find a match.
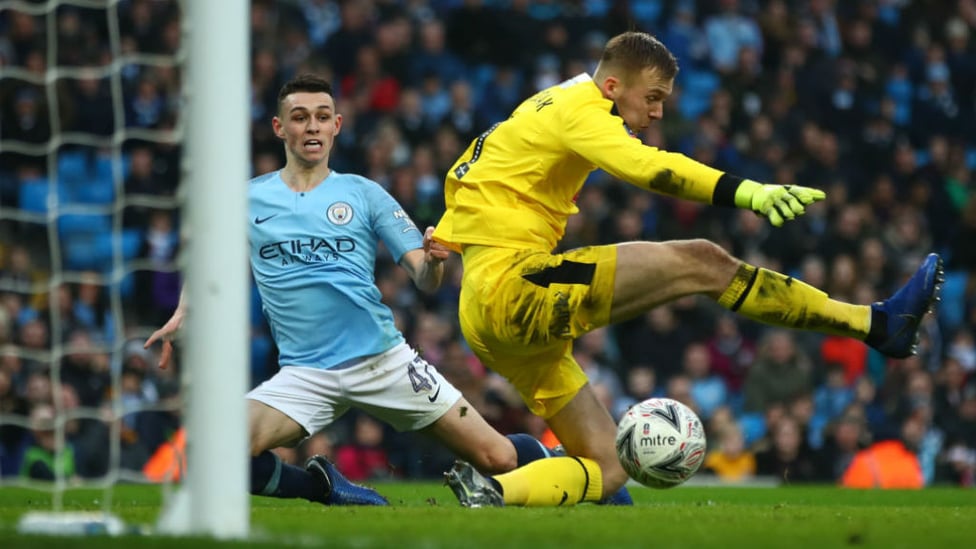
[250,451,325,502]
[506,433,556,467]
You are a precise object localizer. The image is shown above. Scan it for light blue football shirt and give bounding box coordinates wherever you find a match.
[248,170,423,370]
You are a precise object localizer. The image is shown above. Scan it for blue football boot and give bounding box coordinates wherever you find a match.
[305,455,389,506]
[868,253,944,359]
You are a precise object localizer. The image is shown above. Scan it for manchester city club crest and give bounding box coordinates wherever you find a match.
[327,202,353,225]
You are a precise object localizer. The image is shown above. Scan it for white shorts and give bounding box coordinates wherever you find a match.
[245,342,461,434]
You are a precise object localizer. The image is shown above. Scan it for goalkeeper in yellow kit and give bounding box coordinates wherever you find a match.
[434,31,943,507]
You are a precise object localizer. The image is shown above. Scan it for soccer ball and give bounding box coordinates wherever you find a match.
[615,397,706,489]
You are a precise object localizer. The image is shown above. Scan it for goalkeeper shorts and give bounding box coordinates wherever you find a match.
[457,244,617,418]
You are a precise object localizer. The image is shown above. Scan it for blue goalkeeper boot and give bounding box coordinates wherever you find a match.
[305,455,389,506]
[868,253,944,359]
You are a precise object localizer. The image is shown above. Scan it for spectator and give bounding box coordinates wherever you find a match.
[755,414,820,483]
[408,19,465,88]
[439,80,484,143]
[58,383,111,479]
[60,329,111,408]
[124,146,170,228]
[65,75,115,136]
[815,413,869,482]
[853,375,889,436]
[617,305,694,384]
[125,76,166,129]
[335,414,392,482]
[395,87,430,147]
[132,209,180,326]
[0,368,28,475]
[1,87,50,151]
[573,328,624,410]
[913,53,962,141]
[813,364,855,424]
[16,318,50,375]
[743,330,814,413]
[706,313,756,397]
[939,383,976,486]
[683,342,728,421]
[612,365,660,421]
[341,44,401,115]
[665,374,698,416]
[841,418,925,489]
[703,0,764,75]
[20,404,77,482]
[318,0,374,79]
[703,422,756,482]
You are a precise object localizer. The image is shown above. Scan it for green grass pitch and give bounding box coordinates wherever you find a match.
[1,482,974,548]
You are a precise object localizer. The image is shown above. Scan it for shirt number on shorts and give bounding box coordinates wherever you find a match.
[407,357,437,393]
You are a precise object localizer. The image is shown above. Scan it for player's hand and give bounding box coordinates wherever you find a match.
[143,310,185,370]
[423,226,450,265]
[740,181,826,227]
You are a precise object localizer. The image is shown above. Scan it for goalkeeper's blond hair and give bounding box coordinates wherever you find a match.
[595,31,679,83]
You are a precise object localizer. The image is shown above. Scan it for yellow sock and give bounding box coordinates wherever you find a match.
[493,456,603,507]
[717,263,871,339]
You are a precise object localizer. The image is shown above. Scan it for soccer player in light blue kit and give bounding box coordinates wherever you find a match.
[144,74,571,506]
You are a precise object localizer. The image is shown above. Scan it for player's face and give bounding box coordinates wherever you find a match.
[605,67,673,134]
[272,92,342,167]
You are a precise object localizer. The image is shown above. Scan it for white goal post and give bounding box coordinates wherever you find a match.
[156,0,251,538]
[0,0,251,539]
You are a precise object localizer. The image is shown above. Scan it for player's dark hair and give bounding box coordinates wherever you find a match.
[600,31,678,81]
[277,74,334,110]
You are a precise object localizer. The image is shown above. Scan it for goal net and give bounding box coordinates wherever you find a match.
[0,0,249,538]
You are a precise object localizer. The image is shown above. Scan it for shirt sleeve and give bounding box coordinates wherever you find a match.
[558,93,728,204]
[367,183,424,263]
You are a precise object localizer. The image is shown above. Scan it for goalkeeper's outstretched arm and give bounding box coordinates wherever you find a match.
[563,102,825,226]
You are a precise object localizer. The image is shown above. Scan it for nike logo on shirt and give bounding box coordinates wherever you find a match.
[428,386,442,403]
[254,214,278,224]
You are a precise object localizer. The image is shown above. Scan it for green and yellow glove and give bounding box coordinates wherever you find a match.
[734,180,826,227]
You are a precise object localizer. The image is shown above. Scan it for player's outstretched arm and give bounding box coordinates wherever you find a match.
[143,288,187,369]
[400,226,449,293]
[731,180,826,227]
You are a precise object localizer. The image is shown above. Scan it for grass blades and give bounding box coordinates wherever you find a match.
[1,483,974,548]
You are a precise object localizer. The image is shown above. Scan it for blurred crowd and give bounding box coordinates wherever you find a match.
[1,0,975,487]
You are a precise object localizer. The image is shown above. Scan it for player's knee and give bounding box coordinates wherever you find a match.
[684,239,733,264]
[248,439,267,457]
[470,442,519,474]
[248,430,283,456]
[680,239,737,281]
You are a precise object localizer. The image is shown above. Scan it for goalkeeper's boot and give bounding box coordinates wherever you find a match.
[305,455,389,506]
[548,444,633,505]
[868,253,944,358]
[444,460,504,508]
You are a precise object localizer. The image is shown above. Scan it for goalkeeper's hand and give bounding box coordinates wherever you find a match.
[735,180,826,227]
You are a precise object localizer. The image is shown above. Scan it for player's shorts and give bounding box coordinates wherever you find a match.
[458,244,617,419]
[245,342,461,435]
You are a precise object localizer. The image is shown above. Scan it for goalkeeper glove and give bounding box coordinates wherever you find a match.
[734,180,826,227]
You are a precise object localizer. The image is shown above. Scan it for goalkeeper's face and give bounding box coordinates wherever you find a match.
[606,67,673,135]
[273,91,342,167]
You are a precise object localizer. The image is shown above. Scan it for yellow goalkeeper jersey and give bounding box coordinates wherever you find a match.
[433,73,728,252]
